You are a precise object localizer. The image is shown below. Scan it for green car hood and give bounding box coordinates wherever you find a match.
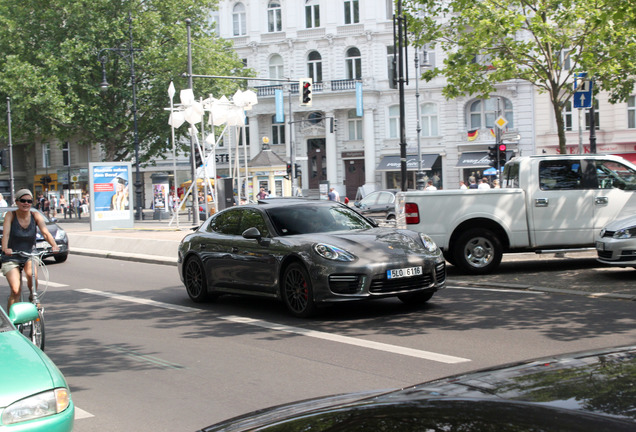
[0,330,68,407]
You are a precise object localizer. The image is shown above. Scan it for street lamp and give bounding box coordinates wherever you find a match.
[98,12,143,220]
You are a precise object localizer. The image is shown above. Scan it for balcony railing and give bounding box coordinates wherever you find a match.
[254,80,356,98]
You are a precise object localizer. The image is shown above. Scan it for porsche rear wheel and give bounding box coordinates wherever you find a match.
[282,263,316,318]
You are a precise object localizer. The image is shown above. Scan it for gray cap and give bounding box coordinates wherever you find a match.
[15,189,33,201]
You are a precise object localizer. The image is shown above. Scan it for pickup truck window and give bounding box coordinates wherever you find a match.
[539,160,583,190]
[595,160,636,190]
[502,162,520,188]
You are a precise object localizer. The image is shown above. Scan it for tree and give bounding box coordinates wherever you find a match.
[404,0,636,154]
[0,0,250,163]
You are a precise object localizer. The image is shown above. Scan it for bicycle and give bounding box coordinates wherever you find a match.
[14,249,52,350]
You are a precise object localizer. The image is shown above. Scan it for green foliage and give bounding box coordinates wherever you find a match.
[404,0,636,153]
[0,0,250,163]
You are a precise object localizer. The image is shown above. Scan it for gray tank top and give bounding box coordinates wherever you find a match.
[3,211,36,262]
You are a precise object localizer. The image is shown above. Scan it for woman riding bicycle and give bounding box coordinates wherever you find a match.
[2,189,59,312]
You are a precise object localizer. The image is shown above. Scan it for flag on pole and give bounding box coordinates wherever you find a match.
[467,129,478,141]
[490,128,496,137]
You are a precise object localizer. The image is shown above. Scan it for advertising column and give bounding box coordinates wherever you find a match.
[89,162,134,231]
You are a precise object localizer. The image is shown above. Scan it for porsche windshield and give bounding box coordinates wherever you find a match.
[267,204,374,235]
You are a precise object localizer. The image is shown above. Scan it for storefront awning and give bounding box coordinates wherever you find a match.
[376,154,440,171]
[456,151,491,168]
[612,153,636,164]
[456,151,514,168]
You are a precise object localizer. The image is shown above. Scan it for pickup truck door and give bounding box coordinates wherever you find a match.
[590,159,636,230]
[530,159,595,247]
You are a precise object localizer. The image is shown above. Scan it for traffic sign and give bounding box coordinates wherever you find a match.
[573,73,593,109]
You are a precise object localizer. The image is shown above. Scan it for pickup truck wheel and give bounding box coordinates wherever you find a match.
[453,229,503,275]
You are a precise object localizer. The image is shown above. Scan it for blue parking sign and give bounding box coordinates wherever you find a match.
[573,73,593,109]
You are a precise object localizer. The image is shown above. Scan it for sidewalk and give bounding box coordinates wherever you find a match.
[57,215,636,301]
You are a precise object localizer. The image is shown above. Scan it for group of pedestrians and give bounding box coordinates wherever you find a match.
[462,176,500,190]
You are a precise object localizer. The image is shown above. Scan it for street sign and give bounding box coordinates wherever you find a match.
[573,73,593,109]
[495,116,508,130]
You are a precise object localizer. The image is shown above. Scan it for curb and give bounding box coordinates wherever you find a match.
[70,248,178,266]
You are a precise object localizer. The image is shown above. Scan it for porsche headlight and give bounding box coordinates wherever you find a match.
[1,388,70,425]
[313,244,355,262]
[419,233,439,253]
[55,228,66,241]
[613,226,636,239]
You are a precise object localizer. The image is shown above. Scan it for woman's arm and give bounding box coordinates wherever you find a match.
[33,212,60,252]
[2,211,13,254]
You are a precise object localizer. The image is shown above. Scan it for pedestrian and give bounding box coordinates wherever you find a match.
[425,180,437,191]
[328,187,340,202]
[493,179,501,188]
[478,178,491,190]
[459,181,468,190]
[0,193,7,207]
[42,194,51,218]
[60,196,68,219]
[468,176,478,189]
[50,195,58,217]
[72,195,81,219]
[257,187,268,199]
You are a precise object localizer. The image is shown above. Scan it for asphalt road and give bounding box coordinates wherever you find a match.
[17,254,636,431]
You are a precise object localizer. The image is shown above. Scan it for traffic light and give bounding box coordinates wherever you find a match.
[487,145,497,167]
[299,78,312,106]
[294,163,302,178]
[286,163,292,178]
[330,117,338,133]
[498,143,507,166]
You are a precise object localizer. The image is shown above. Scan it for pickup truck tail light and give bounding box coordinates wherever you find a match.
[404,203,420,225]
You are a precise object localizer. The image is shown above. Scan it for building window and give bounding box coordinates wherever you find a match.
[269,54,284,84]
[42,143,50,168]
[558,49,571,70]
[232,3,246,36]
[346,47,361,80]
[344,0,359,24]
[268,1,282,33]
[347,109,363,140]
[421,103,438,137]
[388,105,400,138]
[307,51,322,83]
[468,97,514,130]
[305,1,320,28]
[387,46,396,89]
[563,100,573,131]
[238,117,250,146]
[63,142,70,166]
[585,99,600,131]
[628,96,636,129]
[271,115,285,145]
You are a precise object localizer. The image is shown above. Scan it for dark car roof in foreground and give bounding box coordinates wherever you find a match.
[200,345,636,432]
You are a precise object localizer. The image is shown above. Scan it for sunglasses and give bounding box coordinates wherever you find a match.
[18,199,33,204]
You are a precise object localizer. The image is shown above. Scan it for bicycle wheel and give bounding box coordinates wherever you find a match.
[28,310,45,350]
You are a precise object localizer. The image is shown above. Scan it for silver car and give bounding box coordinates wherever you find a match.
[595,214,636,268]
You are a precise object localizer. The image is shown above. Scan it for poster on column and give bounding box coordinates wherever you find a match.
[88,162,134,231]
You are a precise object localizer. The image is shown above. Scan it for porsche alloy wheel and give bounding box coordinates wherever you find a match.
[282,263,316,318]
[184,256,209,302]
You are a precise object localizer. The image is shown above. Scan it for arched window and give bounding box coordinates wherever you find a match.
[347,109,362,140]
[468,97,514,130]
[268,1,282,32]
[388,105,400,138]
[421,103,438,137]
[271,115,285,145]
[269,54,284,84]
[307,51,322,83]
[232,3,246,36]
[346,47,361,80]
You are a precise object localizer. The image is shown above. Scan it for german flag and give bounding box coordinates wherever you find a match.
[467,129,478,141]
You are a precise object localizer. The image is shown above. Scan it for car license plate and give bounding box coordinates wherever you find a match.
[595,241,605,251]
[387,266,422,279]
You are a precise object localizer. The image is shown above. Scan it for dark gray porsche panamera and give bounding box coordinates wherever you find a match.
[178,199,445,317]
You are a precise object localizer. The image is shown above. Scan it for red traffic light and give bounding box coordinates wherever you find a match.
[498,144,507,152]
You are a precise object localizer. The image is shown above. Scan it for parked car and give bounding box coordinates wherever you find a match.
[353,189,398,223]
[595,213,636,268]
[0,208,69,263]
[199,345,636,432]
[178,199,445,317]
[0,303,74,430]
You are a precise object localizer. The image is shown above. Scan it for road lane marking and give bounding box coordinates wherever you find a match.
[75,407,94,419]
[447,286,543,294]
[105,345,184,369]
[76,288,471,364]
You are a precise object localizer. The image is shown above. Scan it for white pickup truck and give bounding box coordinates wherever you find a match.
[396,155,636,274]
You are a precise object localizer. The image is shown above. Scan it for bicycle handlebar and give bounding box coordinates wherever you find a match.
[14,249,56,258]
